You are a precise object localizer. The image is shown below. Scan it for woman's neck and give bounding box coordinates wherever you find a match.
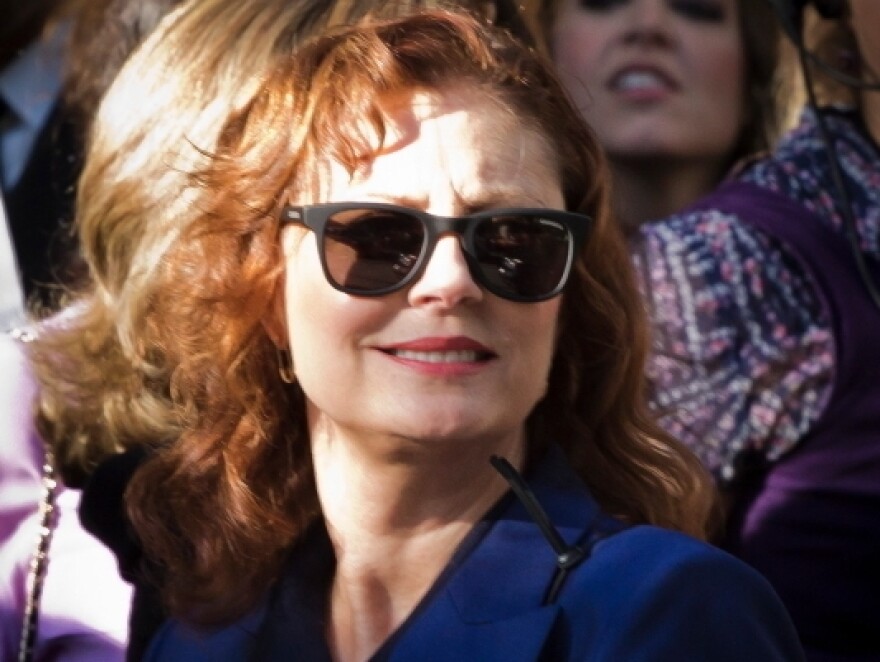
[610,156,729,234]
[863,91,880,147]
[311,426,524,662]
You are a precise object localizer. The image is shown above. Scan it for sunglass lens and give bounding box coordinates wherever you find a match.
[473,216,571,300]
[323,210,425,292]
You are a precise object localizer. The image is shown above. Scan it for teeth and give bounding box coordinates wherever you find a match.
[615,71,666,91]
[392,349,479,363]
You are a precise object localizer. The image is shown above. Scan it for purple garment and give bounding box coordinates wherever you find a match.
[634,109,880,660]
[0,332,132,661]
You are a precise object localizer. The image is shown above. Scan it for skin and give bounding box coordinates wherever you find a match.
[275,86,566,661]
[848,0,880,141]
[552,0,745,229]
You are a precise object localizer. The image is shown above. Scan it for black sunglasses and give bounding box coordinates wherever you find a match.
[279,202,591,302]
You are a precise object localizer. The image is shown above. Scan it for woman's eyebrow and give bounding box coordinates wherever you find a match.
[344,186,559,213]
[458,187,560,212]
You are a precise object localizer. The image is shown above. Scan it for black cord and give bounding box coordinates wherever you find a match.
[490,455,575,560]
[796,43,880,311]
[490,455,631,604]
[801,49,880,92]
[490,455,588,604]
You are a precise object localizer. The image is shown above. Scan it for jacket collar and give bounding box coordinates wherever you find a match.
[445,444,601,621]
[256,444,605,661]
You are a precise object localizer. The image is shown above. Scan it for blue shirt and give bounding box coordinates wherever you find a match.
[0,22,67,327]
[0,23,66,189]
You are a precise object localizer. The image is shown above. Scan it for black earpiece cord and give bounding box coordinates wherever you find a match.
[490,455,587,604]
[796,43,880,311]
[803,49,880,92]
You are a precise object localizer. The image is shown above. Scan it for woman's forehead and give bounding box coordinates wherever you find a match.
[298,87,561,207]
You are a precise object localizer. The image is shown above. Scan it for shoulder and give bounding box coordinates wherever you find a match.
[0,329,35,395]
[634,198,776,278]
[581,524,773,589]
[633,200,815,336]
[742,109,880,250]
[559,526,804,660]
[144,603,266,662]
[566,524,775,596]
[0,330,42,490]
[0,330,42,660]
[738,113,818,200]
[633,177,830,371]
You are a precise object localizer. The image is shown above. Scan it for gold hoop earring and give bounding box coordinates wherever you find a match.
[277,347,295,384]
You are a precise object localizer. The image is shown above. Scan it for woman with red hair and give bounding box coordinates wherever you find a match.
[30,5,803,660]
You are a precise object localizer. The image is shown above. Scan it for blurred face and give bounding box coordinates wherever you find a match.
[279,88,566,450]
[552,0,745,163]
[849,0,880,138]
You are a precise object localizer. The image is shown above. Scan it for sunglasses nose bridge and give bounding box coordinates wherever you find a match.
[411,213,482,285]
[420,213,474,258]
[425,213,472,235]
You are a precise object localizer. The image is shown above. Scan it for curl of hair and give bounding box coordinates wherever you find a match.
[733,0,798,162]
[30,0,316,485]
[97,9,718,625]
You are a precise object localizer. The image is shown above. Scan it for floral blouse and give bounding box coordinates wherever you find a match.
[630,108,880,484]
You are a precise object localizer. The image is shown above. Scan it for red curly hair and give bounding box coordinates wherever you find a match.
[38,7,716,625]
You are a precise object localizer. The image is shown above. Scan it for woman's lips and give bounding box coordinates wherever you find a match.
[608,66,678,100]
[377,336,496,373]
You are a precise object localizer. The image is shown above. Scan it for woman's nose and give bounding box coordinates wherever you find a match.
[407,235,483,309]
[622,0,676,46]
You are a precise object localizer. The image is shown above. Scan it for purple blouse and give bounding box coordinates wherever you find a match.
[632,108,880,659]
[631,108,880,483]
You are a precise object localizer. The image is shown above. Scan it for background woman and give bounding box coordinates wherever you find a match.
[32,7,804,660]
[626,1,880,657]
[531,0,791,232]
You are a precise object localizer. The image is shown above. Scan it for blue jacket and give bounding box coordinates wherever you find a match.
[145,446,804,661]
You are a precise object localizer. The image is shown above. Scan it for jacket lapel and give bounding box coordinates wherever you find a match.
[383,445,603,661]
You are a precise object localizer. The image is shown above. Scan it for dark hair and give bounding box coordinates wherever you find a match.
[733,0,795,164]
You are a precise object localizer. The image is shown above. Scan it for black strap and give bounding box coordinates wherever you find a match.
[489,455,629,605]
